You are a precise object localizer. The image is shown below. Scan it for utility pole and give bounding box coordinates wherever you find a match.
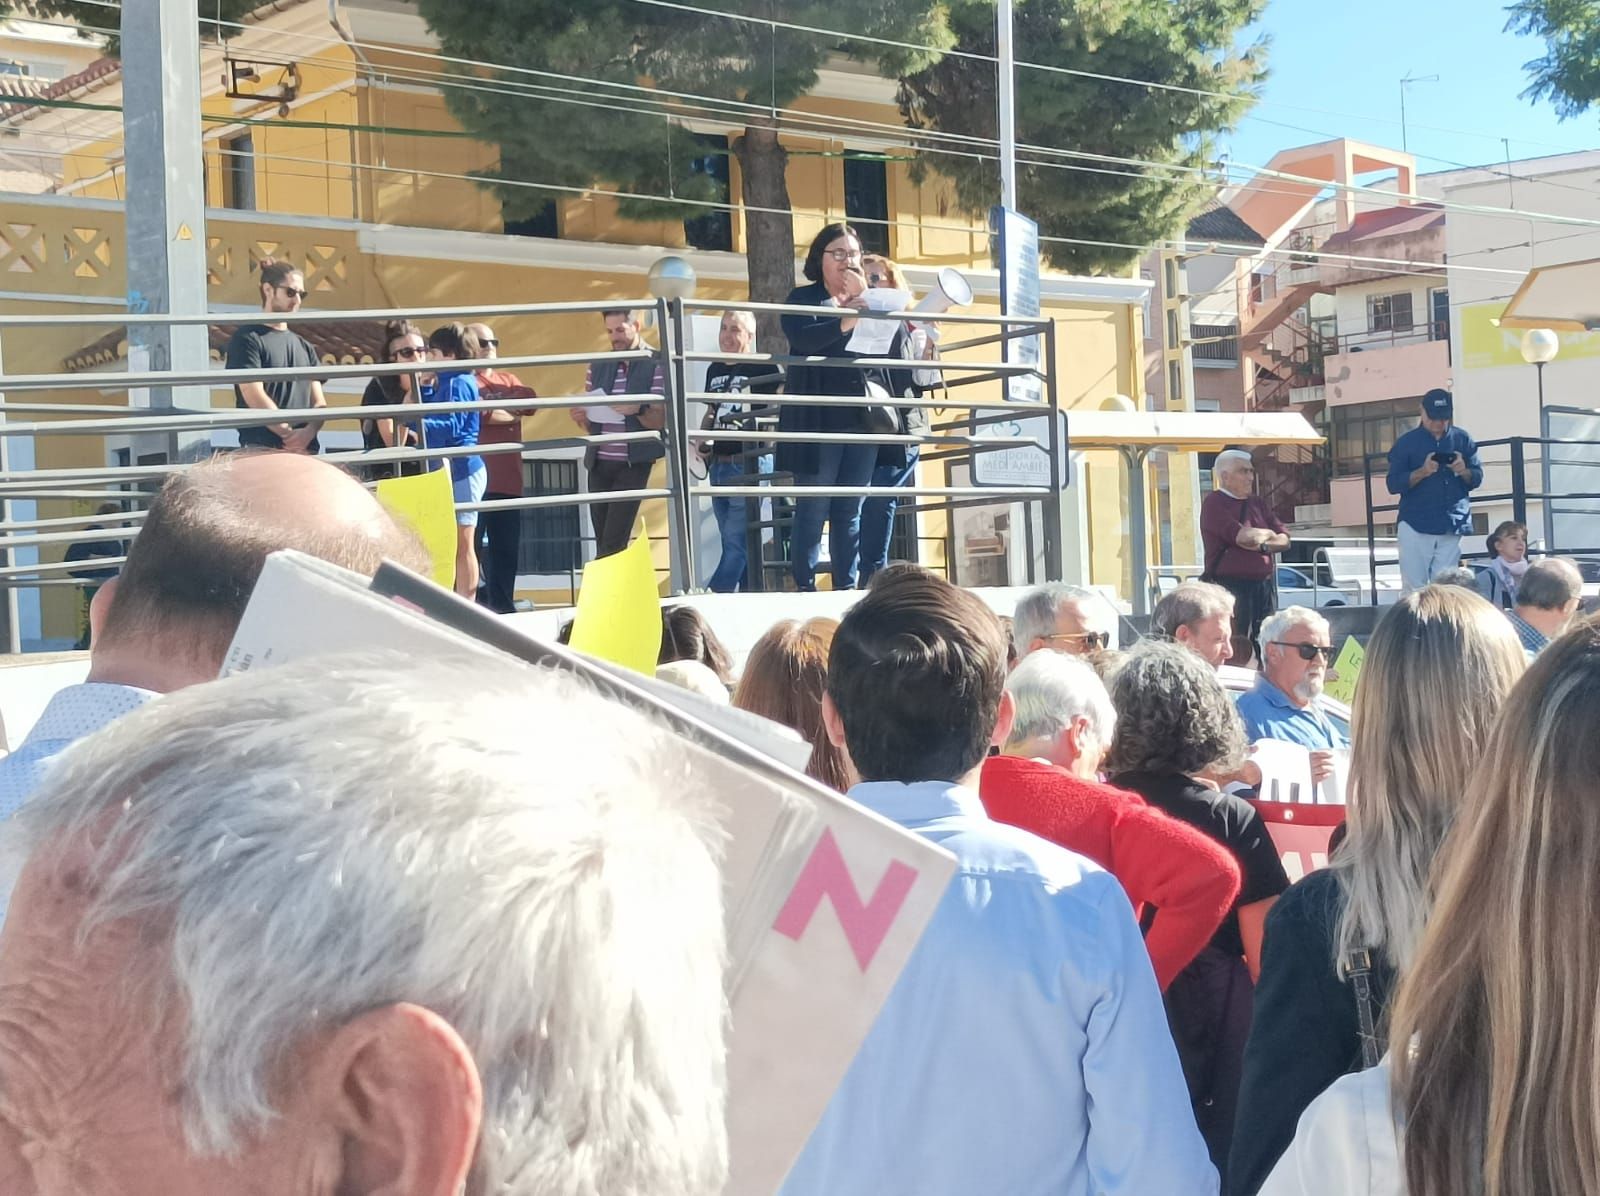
[121,0,211,460]
[997,0,1017,210]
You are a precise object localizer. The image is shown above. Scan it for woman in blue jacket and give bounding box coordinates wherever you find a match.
[422,322,484,598]
[780,222,876,591]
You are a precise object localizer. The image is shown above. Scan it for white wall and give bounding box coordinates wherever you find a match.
[1443,153,1600,544]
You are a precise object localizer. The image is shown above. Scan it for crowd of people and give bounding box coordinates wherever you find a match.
[228,230,943,608]
[5,435,1600,1193]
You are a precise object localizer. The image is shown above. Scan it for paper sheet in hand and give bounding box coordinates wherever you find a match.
[1323,636,1364,705]
[845,288,913,356]
[222,551,956,1193]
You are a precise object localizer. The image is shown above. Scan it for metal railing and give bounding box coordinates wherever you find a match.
[0,295,1065,652]
[1362,437,1600,596]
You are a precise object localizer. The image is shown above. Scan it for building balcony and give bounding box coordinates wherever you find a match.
[1323,335,1450,408]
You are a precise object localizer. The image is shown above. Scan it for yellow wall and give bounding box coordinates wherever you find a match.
[10,23,1165,636]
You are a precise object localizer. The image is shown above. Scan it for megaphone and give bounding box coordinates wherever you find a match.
[913,267,974,316]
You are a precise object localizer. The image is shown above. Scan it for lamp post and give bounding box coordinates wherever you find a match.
[1520,327,1560,550]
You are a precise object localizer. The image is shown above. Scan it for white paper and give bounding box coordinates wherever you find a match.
[845,288,913,356]
[584,404,627,424]
[223,551,957,1193]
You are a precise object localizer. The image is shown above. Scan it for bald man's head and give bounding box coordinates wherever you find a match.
[95,451,426,674]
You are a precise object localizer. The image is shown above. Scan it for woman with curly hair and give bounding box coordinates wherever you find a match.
[1107,639,1291,1185]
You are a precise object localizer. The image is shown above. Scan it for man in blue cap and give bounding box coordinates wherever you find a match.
[1385,388,1482,593]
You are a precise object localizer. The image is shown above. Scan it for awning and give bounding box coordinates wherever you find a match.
[1065,409,1323,452]
[1495,256,1600,332]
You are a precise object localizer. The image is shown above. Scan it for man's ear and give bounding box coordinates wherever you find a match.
[312,1003,483,1196]
[990,689,1016,749]
[1174,623,1193,647]
[87,577,117,646]
[820,690,848,749]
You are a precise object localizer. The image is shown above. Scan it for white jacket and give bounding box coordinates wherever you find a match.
[1259,1059,1405,1196]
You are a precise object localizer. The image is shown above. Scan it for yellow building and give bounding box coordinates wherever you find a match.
[0,0,1181,649]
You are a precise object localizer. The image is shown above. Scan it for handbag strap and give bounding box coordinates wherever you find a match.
[1344,947,1383,1070]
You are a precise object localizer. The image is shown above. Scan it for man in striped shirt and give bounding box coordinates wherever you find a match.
[570,310,667,557]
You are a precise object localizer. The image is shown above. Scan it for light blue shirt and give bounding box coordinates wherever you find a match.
[780,780,1216,1196]
[1236,675,1348,751]
[0,682,156,820]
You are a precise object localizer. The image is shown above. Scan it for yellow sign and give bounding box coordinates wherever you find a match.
[1460,302,1600,370]
[568,533,663,675]
[175,222,193,241]
[375,467,457,588]
[1323,635,1365,706]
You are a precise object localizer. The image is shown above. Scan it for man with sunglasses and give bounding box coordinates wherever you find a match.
[1012,582,1117,661]
[225,258,327,454]
[1236,606,1347,782]
[468,322,537,613]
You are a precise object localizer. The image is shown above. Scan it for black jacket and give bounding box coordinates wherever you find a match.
[777,280,869,478]
[1227,868,1397,1196]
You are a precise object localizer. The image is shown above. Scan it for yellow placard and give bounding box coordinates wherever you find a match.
[1460,302,1600,371]
[1323,635,1365,706]
[568,533,663,674]
[375,467,457,588]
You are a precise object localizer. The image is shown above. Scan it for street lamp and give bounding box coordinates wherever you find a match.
[1520,327,1560,549]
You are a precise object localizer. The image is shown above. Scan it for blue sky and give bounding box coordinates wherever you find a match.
[1220,0,1599,177]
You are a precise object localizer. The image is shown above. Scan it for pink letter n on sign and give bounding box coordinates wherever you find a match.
[772,828,919,972]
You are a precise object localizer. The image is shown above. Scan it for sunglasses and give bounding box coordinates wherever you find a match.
[276,285,308,300]
[480,338,498,348]
[1043,631,1111,651]
[392,345,427,360]
[1271,641,1334,662]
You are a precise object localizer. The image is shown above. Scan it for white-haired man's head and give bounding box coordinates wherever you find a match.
[0,652,728,1196]
[1002,651,1117,778]
[1153,580,1236,669]
[1214,450,1255,499]
[1012,582,1114,660]
[1260,605,1333,708]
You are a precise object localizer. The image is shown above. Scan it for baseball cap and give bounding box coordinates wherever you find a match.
[1421,388,1453,420]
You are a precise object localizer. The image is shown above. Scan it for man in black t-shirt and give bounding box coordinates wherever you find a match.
[699,310,781,592]
[225,259,327,453]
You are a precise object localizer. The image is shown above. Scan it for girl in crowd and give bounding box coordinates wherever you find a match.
[359,319,425,481]
[1230,585,1526,1195]
[1474,519,1530,609]
[779,223,876,592]
[1107,639,1291,1184]
[659,604,735,688]
[421,322,484,598]
[1261,619,1600,1195]
[733,617,849,793]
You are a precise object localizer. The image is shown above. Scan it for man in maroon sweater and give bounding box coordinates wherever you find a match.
[979,651,1241,989]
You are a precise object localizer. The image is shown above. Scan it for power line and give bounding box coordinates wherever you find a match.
[621,0,1594,155]
[23,10,1597,235]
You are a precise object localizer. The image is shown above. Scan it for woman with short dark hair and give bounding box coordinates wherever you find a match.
[1474,519,1529,609]
[359,320,426,481]
[779,222,877,592]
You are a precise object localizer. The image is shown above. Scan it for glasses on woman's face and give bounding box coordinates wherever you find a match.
[392,344,427,360]
[825,247,862,263]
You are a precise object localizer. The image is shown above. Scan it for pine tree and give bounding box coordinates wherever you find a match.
[900,0,1267,274]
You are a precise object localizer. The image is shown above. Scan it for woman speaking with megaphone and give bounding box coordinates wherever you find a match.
[779,222,879,592]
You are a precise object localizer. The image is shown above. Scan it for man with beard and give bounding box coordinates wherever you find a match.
[1235,606,1345,786]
